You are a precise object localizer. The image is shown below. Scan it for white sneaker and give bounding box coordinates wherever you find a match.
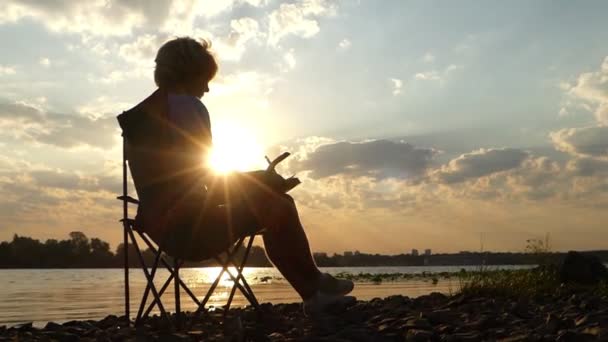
[303,291,356,316]
[318,273,354,296]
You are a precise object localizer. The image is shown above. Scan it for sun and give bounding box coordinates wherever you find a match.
[206,121,266,174]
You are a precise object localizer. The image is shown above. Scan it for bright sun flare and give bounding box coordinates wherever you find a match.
[206,121,266,174]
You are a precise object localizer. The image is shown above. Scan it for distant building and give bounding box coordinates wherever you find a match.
[354,250,361,256]
[411,249,419,256]
[313,252,327,258]
[424,249,432,256]
[343,251,353,257]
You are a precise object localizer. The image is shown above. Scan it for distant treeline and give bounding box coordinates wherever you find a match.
[0,232,272,268]
[314,250,608,267]
[0,233,606,268]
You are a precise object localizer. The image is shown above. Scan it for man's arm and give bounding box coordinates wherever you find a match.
[203,169,290,206]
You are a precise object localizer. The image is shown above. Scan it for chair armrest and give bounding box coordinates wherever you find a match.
[119,218,136,226]
[117,195,140,204]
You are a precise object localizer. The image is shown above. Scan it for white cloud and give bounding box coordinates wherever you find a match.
[414,64,462,84]
[0,0,268,38]
[564,56,608,124]
[422,52,435,63]
[204,17,263,62]
[162,0,268,36]
[77,96,132,120]
[282,48,297,71]
[445,64,462,73]
[118,34,166,67]
[88,70,132,85]
[551,126,608,160]
[414,71,441,81]
[39,58,51,67]
[0,65,16,75]
[338,38,351,50]
[211,71,277,97]
[389,78,403,95]
[0,1,148,36]
[268,0,337,47]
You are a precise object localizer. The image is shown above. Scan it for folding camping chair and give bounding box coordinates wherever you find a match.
[117,117,261,329]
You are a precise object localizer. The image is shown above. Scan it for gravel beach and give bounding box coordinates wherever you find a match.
[1,288,607,341]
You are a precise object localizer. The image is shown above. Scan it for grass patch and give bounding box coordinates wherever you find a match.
[334,271,454,284]
[457,267,559,298]
[457,266,608,299]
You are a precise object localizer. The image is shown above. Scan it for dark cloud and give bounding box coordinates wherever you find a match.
[566,157,608,177]
[29,169,121,194]
[551,126,608,159]
[0,102,118,149]
[431,148,530,184]
[292,139,437,180]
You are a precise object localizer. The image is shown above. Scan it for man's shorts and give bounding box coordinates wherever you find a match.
[160,170,282,261]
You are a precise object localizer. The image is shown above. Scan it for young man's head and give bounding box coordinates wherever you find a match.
[154,37,218,98]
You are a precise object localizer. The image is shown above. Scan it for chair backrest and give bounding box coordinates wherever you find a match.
[117,89,176,202]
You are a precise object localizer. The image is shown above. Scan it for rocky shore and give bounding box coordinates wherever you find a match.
[1,289,607,341]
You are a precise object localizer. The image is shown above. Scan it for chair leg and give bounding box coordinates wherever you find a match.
[127,229,172,328]
[123,223,130,327]
[138,233,201,306]
[136,248,162,324]
[224,235,259,314]
[174,258,181,329]
[192,237,245,317]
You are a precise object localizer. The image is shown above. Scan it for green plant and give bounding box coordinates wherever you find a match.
[525,233,553,266]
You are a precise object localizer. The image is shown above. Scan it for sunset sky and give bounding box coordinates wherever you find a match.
[1,0,607,254]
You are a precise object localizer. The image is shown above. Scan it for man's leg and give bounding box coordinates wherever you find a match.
[261,193,323,300]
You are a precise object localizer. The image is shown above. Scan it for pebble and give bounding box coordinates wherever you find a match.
[1,290,607,341]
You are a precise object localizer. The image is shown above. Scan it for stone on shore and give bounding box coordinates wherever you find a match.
[1,290,607,341]
[559,251,608,285]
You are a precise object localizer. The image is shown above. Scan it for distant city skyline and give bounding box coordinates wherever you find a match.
[1,1,608,253]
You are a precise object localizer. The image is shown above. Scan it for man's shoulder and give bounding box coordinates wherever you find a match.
[168,93,206,108]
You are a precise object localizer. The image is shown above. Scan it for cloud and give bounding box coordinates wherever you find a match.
[0,1,269,39]
[118,34,167,67]
[29,169,120,193]
[268,0,337,47]
[291,139,437,180]
[389,78,403,96]
[413,64,462,84]
[0,65,16,75]
[0,156,122,245]
[551,126,608,159]
[431,148,530,184]
[0,101,118,149]
[414,71,441,81]
[338,38,351,50]
[115,17,262,68]
[162,0,269,35]
[203,17,263,62]
[564,56,608,124]
[566,157,608,177]
[282,48,297,71]
[211,71,277,97]
[422,52,435,63]
[39,58,51,67]
[0,0,151,36]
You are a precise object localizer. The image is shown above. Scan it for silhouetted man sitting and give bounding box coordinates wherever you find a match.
[117,37,354,314]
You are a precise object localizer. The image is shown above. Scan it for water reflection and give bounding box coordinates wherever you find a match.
[0,265,530,326]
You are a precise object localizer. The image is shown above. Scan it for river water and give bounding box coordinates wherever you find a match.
[0,265,534,326]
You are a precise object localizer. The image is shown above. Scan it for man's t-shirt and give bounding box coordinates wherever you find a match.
[167,93,212,144]
[133,92,214,240]
[166,92,214,184]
